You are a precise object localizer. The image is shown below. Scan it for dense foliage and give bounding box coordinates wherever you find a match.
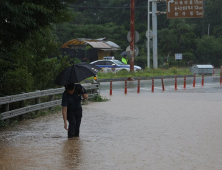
[0,0,77,96]
[1,0,222,97]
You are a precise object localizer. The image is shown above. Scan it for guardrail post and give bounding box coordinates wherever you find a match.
[137,79,140,93]
[213,65,215,75]
[125,79,127,94]
[35,97,40,115]
[4,104,9,126]
[92,83,99,95]
[19,101,25,120]
[193,73,196,87]
[49,95,54,111]
[97,83,100,95]
[220,69,222,84]
[161,77,165,91]
[4,103,9,112]
[19,101,24,108]
[110,81,112,95]
[202,73,204,86]
[184,75,186,89]
[175,75,177,90]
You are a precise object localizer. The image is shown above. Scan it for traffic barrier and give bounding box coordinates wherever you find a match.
[184,75,186,89]
[220,71,222,84]
[213,65,215,75]
[220,67,222,84]
[193,73,196,87]
[107,74,222,95]
[175,75,177,90]
[125,79,127,94]
[221,67,222,84]
[110,81,112,95]
[161,77,165,91]
[107,75,222,95]
[202,73,204,86]
[137,79,140,93]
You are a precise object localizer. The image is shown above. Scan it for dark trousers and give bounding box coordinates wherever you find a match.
[67,107,82,138]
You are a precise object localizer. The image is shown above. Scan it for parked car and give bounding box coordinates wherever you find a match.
[90,57,142,73]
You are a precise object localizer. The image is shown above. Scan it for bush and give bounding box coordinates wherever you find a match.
[1,68,33,96]
[90,95,109,102]
[134,56,154,69]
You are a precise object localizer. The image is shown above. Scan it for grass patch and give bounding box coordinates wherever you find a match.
[90,95,109,102]
[28,106,62,119]
[91,67,192,79]
[83,67,192,82]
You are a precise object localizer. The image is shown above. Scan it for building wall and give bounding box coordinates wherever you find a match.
[60,48,98,62]
[98,51,111,60]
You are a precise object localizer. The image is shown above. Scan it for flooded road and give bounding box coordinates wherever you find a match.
[99,76,222,93]
[1,78,222,170]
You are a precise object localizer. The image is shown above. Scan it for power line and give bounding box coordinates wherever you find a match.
[68,4,166,9]
[69,5,145,9]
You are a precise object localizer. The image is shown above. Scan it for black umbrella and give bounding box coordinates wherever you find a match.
[120,51,127,56]
[55,62,101,86]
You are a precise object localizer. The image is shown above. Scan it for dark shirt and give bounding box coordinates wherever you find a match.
[61,84,86,109]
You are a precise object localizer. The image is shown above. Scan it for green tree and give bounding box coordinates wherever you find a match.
[55,22,128,49]
[196,36,222,66]
[0,1,76,96]
[168,19,196,53]
[0,0,76,49]
[158,19,196,64]
[0,27,70,96]
[158,28,177,58]
[183,52,195,66]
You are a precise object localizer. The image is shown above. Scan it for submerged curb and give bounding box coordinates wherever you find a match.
[84,75,196,83]
[97,75,194,82]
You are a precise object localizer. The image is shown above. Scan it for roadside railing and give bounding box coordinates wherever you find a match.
[0,83,99,120]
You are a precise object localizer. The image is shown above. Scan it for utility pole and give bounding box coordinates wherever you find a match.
[147,0,166,69]
[147,0,150,68]
[152,0,158,69]
[130,0,135,72]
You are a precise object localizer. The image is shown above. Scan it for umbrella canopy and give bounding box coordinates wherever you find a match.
[120,51,127,56]
[55,63,101,86]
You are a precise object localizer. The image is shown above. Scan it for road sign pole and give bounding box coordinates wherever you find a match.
[152,1,158,69]
[130,0,135,72]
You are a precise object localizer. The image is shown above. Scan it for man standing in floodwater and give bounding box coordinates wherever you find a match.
[61,83,88,138]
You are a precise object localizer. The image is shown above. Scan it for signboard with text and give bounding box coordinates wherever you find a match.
[167,0,203,19]
[175,53,182,60]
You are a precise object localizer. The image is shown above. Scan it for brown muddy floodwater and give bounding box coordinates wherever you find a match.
[0,92,222,170]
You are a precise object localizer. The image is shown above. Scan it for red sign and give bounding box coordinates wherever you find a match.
[167,0,204,19]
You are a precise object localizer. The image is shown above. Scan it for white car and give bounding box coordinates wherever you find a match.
[90,57,142,73]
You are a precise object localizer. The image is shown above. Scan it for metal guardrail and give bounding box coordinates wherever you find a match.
[0,84,99,105]
[0,88,64,105]
[0,83,99,120]
[2,100,62,120]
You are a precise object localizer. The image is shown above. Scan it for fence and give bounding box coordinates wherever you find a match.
[0,83,99,120]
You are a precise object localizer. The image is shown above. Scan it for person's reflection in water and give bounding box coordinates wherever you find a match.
[61,139,83,169]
